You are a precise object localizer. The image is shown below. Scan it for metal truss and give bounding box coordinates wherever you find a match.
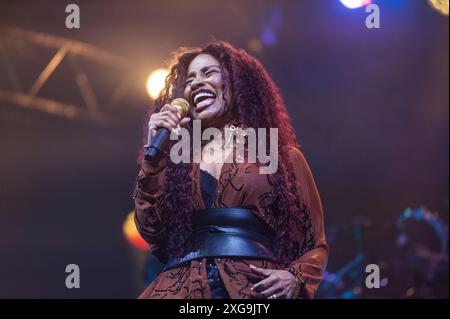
[0,26,131,125]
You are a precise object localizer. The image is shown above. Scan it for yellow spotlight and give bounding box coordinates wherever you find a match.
[146,68,169,100]
[123,210,148,250]
[428,0,449,16]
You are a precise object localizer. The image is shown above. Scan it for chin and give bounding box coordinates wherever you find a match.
[195,109,216,120]
[196,114,215,123]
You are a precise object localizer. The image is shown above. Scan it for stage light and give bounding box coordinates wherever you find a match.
[146,68,169,100]
[340,0,372,9]
[248,37,263,53]
[123,211,148,250]
[261,28,277,47]
[428,0,449,15]
[259,5,283,48]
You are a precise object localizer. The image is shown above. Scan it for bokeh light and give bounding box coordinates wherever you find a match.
[248,37,263,53]
[123,211,148,250]
[428,0,449,16]
[146,68,169,100]
[340,0,372,9]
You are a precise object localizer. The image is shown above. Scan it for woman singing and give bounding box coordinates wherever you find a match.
[132,41,328,299]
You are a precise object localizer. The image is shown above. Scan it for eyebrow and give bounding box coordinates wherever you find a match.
[186,65,221,79]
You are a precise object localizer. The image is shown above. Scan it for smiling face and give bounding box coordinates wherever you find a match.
[183,54,232,127]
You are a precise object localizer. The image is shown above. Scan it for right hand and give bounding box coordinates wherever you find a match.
[148,103,191,139]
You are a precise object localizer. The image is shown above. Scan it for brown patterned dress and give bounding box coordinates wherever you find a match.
[132,147,329,299]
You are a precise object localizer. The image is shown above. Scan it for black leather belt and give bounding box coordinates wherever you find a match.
[163,208,278,271]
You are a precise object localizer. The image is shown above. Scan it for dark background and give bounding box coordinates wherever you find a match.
[0,0,448,298]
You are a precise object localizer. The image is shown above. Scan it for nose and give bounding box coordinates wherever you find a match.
[190,77,206,92]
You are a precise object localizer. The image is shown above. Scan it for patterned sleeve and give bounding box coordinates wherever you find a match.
[285,147,329,299]
[132,153,168,262]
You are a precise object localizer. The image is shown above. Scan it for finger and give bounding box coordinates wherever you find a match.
[286,286,296,299]
[159,116,178,129]
[161,110,180,124]
[249,265,272,277]
[251,275,277,292]
[285,288,294,299]
[162,104,182,118]
[179,117,191,126]
[160,104,176,112]
[155,120,176,132]
[148,113,159,126]
[259,284,283,299]
[268,292,282,300]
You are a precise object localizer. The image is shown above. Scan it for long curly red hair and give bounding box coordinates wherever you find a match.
[142,41,308,264]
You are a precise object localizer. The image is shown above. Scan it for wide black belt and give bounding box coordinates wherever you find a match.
[162,208,278,271]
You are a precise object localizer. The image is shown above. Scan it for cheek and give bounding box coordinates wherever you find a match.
[212,78,226,105]
[212,75,223,92]
[217,87,232,114]
[213,76,231,110]
[183,87,190,100]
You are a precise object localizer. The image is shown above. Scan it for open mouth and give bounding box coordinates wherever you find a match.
[192,89,217,112]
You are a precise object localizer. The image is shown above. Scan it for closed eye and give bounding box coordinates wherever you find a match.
[206,70,218,76]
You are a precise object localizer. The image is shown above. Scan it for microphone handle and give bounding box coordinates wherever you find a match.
[144,127,170,161]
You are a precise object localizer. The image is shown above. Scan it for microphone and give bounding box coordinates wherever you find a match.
[145,98,190,161]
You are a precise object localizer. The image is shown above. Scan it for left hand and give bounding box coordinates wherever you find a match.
[250,264,297,299]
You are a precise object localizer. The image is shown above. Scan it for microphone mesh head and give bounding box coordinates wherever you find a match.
[171,98,190,117]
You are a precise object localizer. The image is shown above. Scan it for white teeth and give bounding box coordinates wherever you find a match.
[193,92,215,105]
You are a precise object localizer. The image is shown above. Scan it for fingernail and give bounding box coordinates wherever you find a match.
[249,265,255,268]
